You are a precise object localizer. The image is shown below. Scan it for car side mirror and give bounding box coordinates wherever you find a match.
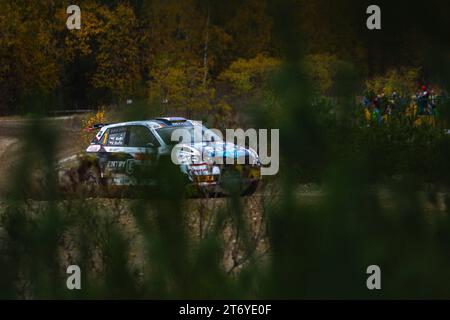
[146,142,157,148]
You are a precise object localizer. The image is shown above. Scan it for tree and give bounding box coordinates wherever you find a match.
[366,68,421,97]
[219,54,280,97]
[0,1,60,113]
[304,53,360,97]
[224,0,273,59]
[91,4,142,101]
[61,1,110,62]
[148,57,215,117]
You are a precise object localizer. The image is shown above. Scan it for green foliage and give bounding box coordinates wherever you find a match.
[148,58,215,116]
[3,70,450,301]
[304,54,361,101]
[220,54,280,96]
[366,68,421,97]
[4,0,450,301]
[304,53,342,96]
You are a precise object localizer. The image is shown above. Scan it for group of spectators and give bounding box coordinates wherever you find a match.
[362,85,439,126]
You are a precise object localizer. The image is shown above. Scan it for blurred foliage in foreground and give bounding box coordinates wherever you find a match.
[3,62,450,298]
[4,0,450,300]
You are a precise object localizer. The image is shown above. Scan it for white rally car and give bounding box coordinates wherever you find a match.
[60,117,261,197]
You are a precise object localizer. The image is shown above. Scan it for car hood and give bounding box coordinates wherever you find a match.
[175,141,259,165]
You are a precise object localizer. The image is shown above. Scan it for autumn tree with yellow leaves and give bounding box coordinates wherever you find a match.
[0,0,277,115]
[1,0,439,117]
[0,1,60,113]
[91,4,142,101]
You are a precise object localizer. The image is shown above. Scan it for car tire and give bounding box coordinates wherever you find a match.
[78,164,102,197]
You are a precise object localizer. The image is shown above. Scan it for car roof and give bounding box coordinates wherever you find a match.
[102,117,200,130]
[104,120,162,129]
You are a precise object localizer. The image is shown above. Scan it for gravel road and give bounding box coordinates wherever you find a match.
[0,116,85,195]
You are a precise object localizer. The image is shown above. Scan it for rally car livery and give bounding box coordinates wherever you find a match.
[63,117,261,196]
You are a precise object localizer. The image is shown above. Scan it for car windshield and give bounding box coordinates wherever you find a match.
[156,125,222,145]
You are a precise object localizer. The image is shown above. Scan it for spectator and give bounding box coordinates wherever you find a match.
[430,89,437,115]
[371,95,382,127]
[418,85,430,115]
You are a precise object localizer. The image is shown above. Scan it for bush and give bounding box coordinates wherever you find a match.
[80,108,108,147]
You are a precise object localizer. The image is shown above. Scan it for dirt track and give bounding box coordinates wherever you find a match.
[0,116,84,195]
[1,116,449,212]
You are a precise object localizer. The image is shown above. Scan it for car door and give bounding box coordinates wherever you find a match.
[97,125,160,186]
[125,125,160,184]
[99,125,133,185]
